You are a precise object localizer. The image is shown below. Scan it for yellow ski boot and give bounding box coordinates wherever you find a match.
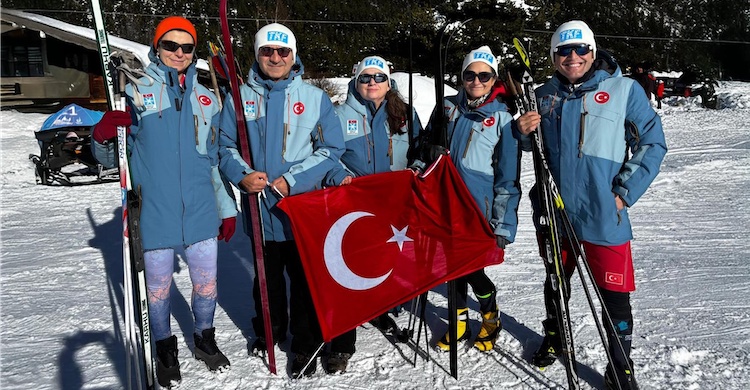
[474,310,502,351]
[437,308,469,351]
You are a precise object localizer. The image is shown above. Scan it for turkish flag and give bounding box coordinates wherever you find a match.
[277,156,504,341]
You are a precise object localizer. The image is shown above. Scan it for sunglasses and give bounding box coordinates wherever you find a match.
[258,46,293,57]
[159,40,195,54]
[555,44,592,57]
[462,71,495,83]
[357,73,389,84]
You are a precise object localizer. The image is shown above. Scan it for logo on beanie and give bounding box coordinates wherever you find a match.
[293,102,305,115]
[559,29,583,43]
[198,95,212,106]
[594,92,610,104]
[473,52,494,64]
[347,119,359,135]
[267,31,289,44]
[363,57,384,69]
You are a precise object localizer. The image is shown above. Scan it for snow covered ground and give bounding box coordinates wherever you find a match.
[1,80,749,390]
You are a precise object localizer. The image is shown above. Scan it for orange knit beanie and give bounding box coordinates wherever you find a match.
[153,16,197,49]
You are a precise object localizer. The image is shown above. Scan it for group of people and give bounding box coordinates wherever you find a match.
[91,16,666,390]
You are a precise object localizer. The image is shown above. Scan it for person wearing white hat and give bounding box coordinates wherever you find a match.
[517,20,666,390]
[322,55,423,373]
[218,22,345,379]
[426,45,521,353]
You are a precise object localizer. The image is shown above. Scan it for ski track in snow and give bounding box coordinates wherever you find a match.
[2,81,750,389]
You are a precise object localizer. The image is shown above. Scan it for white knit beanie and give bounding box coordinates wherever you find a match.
[550,20,597,59]
[254,23,297,59]
[461,46,498,75]
[354,56,391,80]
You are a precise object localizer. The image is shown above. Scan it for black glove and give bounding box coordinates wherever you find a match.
[496,236,510,249]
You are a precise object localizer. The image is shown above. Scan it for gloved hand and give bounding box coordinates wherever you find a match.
[496,236,510,249]
[217,217,236,242]
[93,110,132,143]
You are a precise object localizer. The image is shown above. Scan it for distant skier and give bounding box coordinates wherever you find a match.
[517,20,667,390]
[92,16,237,387]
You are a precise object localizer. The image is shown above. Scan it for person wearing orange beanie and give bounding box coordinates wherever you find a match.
[91,16,236,387]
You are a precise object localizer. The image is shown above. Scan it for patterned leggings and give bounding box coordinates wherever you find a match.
[144,238,218,341]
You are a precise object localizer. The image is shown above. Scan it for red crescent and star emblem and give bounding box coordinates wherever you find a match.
[594,92,610,104]
[483,117,496,127]
[293,102,305,115]
[198,95,212,105]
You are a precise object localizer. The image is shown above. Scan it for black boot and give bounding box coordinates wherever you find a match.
[531,319,563,367]
[605,361,638,390]
[155,335,181,387]
[194,327,230,370]
[291,352,317,378]
[323,351,352,374]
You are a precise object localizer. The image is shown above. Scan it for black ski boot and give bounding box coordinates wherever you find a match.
[194,327,230,371]
[531,319,563,367]
[605,362,639,390]
[291,352,317,378]
[155,335,181,387]
[323,351,352,374]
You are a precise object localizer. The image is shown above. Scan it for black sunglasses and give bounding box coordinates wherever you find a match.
[357,73,389,84]
[159,40,195,54]
[555,44,592,57]
[258,46,293,57]
[462,71,495,83]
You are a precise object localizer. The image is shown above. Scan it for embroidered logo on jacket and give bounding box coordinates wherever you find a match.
[605,272,624,285]
[594,92,611,104]
[244,100,256,118]
[198,95,212,106]
[293,102,305,115]
[142,93,156,110]
[482,117,496,127]
[346,120,359,135]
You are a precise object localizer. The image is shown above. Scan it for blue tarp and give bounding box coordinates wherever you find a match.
[38,104,104,132]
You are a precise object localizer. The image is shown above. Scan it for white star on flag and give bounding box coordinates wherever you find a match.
[386,225,413,251]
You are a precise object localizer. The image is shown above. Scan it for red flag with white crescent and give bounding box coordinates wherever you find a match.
[277,156,503,341]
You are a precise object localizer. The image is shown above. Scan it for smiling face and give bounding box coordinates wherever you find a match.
[553,48,594,84]
[157,30,194,74]
[462,62,496,100]
[257,45,295,81]
[356,69,390,108]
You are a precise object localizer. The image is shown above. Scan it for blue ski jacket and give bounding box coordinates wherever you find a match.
[428,86,522,242]
[92,49,237,251]
[218,58,345,242]
[531,52,667,246]
[325,79,422,185]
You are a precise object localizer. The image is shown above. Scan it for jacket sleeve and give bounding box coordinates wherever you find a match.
[612,83,668,207]
[491,113,522,242]
[282,94,345,195]
[218,93,253,186]
[208,109,238,219]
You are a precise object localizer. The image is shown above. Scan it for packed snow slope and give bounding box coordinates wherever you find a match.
[1,81,749,389]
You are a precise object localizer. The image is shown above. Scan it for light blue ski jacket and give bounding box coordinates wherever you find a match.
[92,49,237,251]
[429,87,522,242]
[532,53,667,245]
[325,79,422,185]
[218,58,345,242]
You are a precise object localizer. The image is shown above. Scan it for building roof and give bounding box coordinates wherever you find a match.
[1,9,151,68]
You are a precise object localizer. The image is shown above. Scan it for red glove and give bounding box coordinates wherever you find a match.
[217,217,236,242]
[93,110,132,143]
